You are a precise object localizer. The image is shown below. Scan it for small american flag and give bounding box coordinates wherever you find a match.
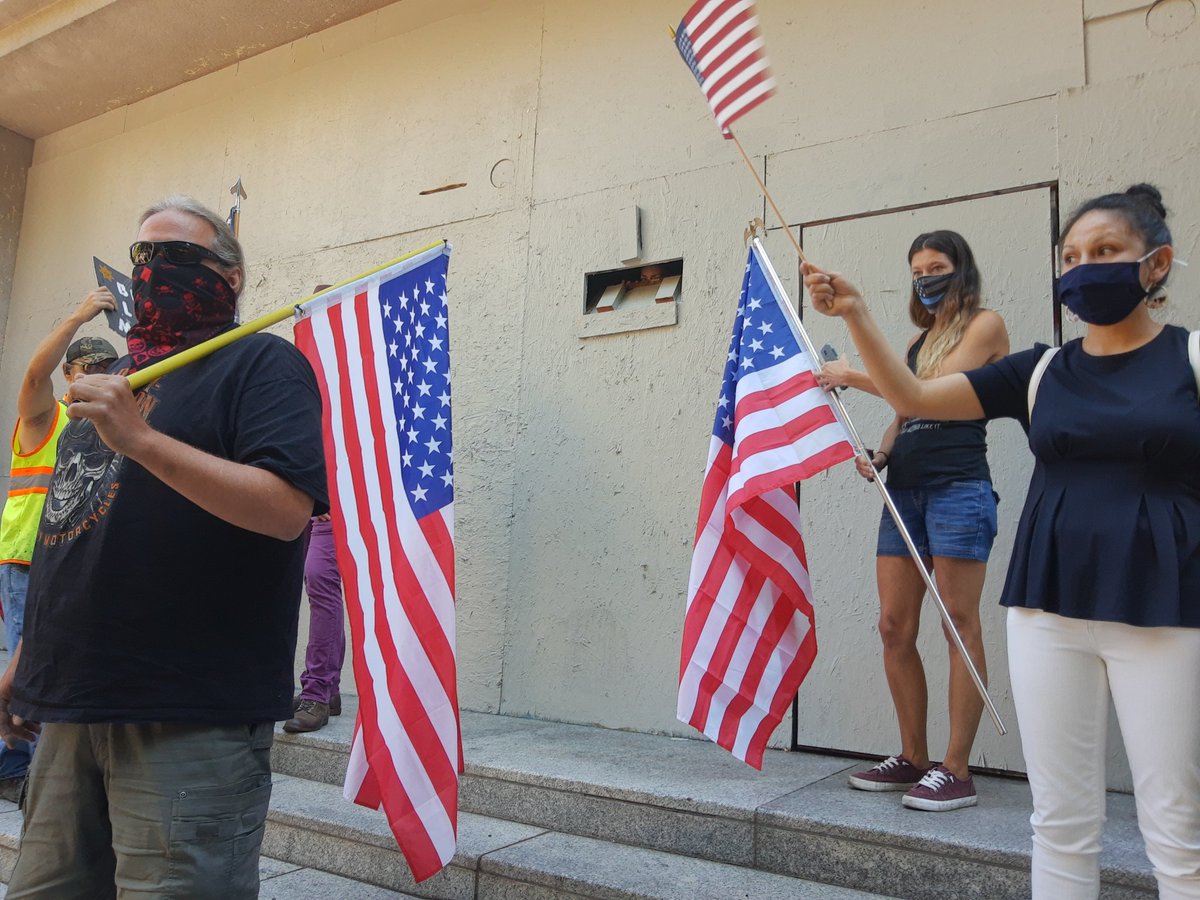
[675,0,776,136]
[678,243,853,768]
[293,243,461,882]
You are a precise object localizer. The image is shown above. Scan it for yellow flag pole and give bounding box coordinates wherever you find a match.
[126,240,446,391]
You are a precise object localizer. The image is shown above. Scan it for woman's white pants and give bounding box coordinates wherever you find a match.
[1008,607,1200,899]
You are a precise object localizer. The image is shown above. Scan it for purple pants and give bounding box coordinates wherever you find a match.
[299,518,345,703]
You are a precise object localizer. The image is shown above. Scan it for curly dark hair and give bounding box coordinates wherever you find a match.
[1060,183,1173,303]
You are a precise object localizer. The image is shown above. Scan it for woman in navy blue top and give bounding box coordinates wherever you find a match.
[804,184,1200,899]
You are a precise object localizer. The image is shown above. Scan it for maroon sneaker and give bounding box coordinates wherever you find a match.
[902,764,978,811]
[848,755,931,792]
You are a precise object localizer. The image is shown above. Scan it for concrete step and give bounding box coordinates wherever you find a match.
[272,699,1157,899]
[265,774,894,899]
[259,856,418,898]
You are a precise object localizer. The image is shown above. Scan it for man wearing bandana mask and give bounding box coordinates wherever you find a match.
[125,242,239,370]
[0,197,327,899]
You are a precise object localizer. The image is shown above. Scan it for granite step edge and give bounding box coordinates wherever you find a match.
[755,813,1154,889]
[753,780,1155,892]
[477,830,900,900]
[265,776,894,899]
[272,715,1154,895]
[274,726,847,823]
[273,739,1154,893]
[267,775,547,866]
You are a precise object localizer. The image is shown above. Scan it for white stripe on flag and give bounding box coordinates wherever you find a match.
[730,610,810,760]
[361,287,459,761]
[730,422,853,497]
[700,34,764,92]
[736,358,818,395]
[310,303,456,861]
[345,727,370,799]
[715,77,776,127]
[691,0,753,53]
[707,55,769,110]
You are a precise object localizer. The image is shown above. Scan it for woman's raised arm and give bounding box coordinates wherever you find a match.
[802,261,986,421]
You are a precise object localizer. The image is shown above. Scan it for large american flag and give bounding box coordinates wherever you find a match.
[294,243,460,882]
[675,0,776,136]
[678,243,853,768]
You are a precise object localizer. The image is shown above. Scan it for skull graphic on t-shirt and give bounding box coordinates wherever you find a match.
[43,418,119,530]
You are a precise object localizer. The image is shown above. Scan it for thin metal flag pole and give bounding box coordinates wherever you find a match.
[751,236,1005,735]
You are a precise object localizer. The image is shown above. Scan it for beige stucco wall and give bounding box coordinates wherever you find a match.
[0,126,33,371]
[4,0,1200,787]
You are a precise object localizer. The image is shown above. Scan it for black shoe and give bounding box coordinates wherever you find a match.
[283,700,330,734]
[293,692,341,716]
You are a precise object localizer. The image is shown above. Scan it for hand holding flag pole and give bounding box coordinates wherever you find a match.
[672,0,1004,735]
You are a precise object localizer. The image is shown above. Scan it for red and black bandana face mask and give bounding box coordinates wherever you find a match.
[127,257,237,371]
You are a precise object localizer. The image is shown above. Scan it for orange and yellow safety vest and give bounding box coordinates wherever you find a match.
[0,402,69,565]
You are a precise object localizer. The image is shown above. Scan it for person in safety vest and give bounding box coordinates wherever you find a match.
[0,289,117,796]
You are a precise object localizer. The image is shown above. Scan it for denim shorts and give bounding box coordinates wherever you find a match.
[877,479,998,562]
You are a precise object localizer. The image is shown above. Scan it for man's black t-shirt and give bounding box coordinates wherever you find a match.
[12,334,328,724]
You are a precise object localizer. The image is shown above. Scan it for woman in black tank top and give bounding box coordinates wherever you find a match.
[816,231,1009,811]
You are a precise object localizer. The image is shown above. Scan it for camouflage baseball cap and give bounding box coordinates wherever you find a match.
[66,336,119,366]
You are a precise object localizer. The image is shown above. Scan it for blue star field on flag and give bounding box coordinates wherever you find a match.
[713,250,806,445]
[378,254,453,518]
[675,26,704,84]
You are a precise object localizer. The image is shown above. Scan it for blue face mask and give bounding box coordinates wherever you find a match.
[914,272,953,308]
[1056,249,1160,326]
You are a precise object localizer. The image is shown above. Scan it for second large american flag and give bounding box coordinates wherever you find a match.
[678,242,853,768]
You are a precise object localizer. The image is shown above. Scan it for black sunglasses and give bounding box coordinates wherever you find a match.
[129,240,229,268]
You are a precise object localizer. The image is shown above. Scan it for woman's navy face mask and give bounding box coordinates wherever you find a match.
[1056,248,1162,326]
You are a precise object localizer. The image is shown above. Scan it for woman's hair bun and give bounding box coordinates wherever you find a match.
[1125,183,1167,220]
